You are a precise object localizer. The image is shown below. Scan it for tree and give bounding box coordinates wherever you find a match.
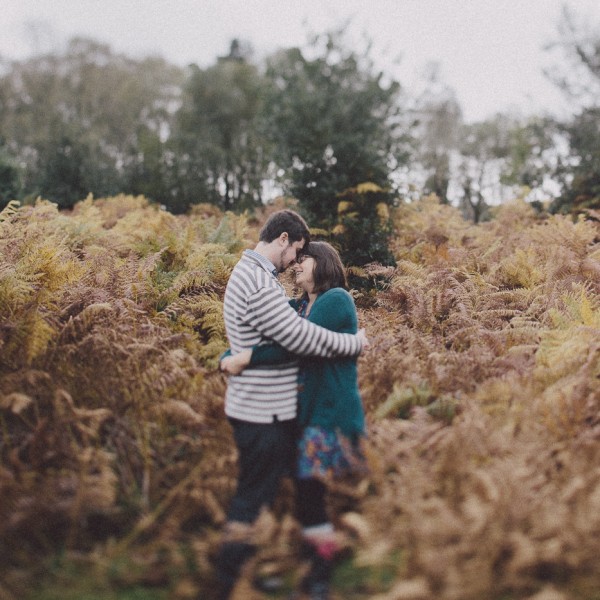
[0,144,21,208]
[171,40,268,212]
[551,108,600,214]
[334,182,395,268]
[0,38,182,208]
[263,29,408,229]
[453,115,556,223]
[412,64,463,204]
[500,118,557,192]
[545,7,600,109]
[454,117,511,223]
[546,7,600,213]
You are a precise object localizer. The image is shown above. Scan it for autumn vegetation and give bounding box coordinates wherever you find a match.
[1,10,599,600]
[1,193,599,600]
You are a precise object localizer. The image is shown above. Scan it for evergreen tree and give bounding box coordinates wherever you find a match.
[262,29,408,229]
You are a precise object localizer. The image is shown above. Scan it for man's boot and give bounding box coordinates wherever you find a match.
[215,541,256,600]
[297,538,337,600]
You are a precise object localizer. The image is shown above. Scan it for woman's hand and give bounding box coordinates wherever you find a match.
[220,348,252,375]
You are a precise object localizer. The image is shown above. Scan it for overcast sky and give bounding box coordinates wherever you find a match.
[2,1,599,123]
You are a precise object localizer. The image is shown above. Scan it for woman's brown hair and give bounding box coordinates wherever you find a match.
[302,241,347,294]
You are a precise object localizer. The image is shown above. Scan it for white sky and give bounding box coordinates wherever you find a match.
[2,0,599,123]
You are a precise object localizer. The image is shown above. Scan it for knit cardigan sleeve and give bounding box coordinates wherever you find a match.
[249,288,357,366]
[245,285,362,357]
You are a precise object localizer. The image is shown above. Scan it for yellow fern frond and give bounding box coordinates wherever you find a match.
[497,248,544,289]
[376,202,390,220]
[309,227,329,237]
[356,182,385,194]
[337,201,353,214]
[0,199,20,224]
[19,310,56,365]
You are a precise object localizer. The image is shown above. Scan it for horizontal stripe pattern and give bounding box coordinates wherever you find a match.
[223,251,363,423]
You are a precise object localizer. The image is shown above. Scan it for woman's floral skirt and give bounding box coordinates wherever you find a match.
[297,425,367,480]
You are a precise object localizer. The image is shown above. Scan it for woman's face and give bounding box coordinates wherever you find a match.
[292,254,316,293]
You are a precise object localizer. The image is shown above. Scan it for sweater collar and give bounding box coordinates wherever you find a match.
[243,249,278,278]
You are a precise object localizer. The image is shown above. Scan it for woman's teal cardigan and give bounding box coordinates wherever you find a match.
[250,287,365,439]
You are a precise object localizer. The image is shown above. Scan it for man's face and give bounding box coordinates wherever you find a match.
[278,238,305,272]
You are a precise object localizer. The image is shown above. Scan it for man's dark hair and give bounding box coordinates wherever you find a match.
[259,210,310,244]
[305,241,347,294]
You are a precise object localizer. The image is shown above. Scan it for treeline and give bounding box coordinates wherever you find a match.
[0,14,599,224]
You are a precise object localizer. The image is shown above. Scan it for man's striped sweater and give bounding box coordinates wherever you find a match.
[222,249,363,423]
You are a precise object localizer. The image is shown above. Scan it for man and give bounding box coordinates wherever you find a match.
[216,209,367,599]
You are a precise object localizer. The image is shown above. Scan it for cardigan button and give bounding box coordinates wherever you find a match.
[297,384,305,392]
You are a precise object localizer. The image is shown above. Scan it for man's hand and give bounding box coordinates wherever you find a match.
[220,349,252,375]
[357,328,370,351]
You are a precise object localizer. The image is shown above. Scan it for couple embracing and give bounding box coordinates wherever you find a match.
[216,209,368,599]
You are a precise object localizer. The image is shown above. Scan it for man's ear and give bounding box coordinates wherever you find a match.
[278,232,289,246]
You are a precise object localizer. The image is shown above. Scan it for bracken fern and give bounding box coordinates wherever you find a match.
[2,194,600,600]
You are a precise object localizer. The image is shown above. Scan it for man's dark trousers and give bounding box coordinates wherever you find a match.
[216,417,297,598]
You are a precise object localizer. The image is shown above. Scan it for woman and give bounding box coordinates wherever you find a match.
[221,241,366,599]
